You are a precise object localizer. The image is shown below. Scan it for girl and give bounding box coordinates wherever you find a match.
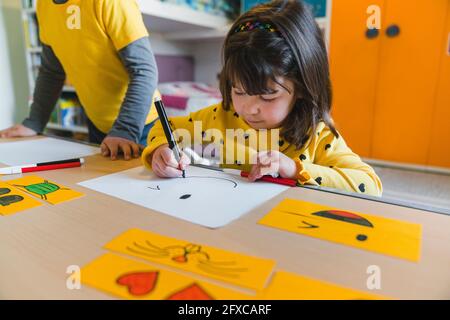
[142,0,383,196]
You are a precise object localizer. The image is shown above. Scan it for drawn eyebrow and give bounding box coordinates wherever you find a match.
[148,186,161,191]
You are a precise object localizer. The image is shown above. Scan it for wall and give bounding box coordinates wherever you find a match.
[0,0,29,129]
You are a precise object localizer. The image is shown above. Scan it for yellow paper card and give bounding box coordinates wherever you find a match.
[104,228,276,291]
[7,175,84,205]
[259,199,421,262]
[263,271,386,300]
[0,182,42,216]
[81,253,254,300]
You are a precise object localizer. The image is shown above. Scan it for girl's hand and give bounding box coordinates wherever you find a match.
[150,144,191,178]
[248,150,297,181]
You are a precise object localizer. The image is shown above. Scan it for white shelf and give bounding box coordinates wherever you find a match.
[22,8,36,14]
[165,17,329,41]
[63,85,76,93]
[27,46,42,54]
[138,0,229,35]
[46,123,88,134]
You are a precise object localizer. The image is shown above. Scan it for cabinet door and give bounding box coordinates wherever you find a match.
[428,6,450,168]
[329,0,386,157]
[371,0,449,165]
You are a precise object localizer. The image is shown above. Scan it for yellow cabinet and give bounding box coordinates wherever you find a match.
[330,0,450,168]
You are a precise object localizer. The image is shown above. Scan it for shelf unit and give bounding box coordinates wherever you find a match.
[20,0,333,140]
[141,0,332,43]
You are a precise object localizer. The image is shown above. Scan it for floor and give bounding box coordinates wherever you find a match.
[371,164,450,214]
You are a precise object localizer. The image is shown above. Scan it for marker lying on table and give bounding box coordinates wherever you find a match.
[0,158,85,175]
[154,96,186,178]
[191,163,298,187]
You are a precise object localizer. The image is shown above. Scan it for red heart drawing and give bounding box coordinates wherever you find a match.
[116,271,159,296]
[166,283,214,300]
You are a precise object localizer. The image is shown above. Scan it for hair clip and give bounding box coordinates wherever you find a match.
[234,21,277,33]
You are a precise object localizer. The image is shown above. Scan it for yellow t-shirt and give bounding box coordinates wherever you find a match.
[141,102,383,196]
[37,0,158,134]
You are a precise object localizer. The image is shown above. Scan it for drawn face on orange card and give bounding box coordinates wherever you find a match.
[104,229,276,291]
[287,209,374,243]
[259,199,421,262]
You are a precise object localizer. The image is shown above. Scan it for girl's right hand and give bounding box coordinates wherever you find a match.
[151,144,191,178]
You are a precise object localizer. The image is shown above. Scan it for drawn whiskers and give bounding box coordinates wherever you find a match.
[196,259,248,278]
[126,241,170,258]
[125,240,248,278]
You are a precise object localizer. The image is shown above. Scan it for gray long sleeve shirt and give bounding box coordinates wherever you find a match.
[22,36,158,143]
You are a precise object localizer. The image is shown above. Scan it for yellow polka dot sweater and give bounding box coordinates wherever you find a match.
[142,102,383,196]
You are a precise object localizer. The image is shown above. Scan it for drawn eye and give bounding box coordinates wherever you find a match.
[356,234,368,241]
[180,194,191,200]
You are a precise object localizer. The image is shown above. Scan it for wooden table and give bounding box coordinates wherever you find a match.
[1,137,449,299]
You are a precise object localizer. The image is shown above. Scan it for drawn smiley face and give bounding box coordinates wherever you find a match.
[147,175,238,201]
[286,210,373,242]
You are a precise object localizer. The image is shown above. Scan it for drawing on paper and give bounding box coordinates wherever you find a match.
[0,188,24,206]
[116,271,159,296]
[284,209,374,242]
[14,180,68,200]
[125,240,248,278]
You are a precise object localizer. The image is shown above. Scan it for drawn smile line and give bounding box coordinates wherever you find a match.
[148,176,238,189]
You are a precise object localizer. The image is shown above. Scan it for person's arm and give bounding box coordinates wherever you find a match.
[107,37,158,143]
[297,129,383,196]
[22,44,66,133]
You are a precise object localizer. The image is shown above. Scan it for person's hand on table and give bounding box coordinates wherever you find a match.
[0,124,37,138]
[100,136,143,161]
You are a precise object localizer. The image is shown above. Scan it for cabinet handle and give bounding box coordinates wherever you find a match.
[386,24,401,38]
[366,28,379,39]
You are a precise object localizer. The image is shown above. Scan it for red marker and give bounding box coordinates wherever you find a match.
[239,171,298,187]
[190,164,299,187]
[0,158,84,175]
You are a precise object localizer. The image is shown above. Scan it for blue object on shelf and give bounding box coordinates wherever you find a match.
[242,0,327,18]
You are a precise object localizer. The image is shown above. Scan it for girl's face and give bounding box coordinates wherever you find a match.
[231,77,296,130]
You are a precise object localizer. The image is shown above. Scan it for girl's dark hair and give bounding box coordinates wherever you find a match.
[219,0,338,149]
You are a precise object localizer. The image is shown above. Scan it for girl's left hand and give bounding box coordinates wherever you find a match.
[248,150,297,181]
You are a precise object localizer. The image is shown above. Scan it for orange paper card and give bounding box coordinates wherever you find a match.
[0,182,42,216]
[81,253,254,300]
[104,228,276,291]
[259,199,421,262]
[7,175,84,205]
[262,271,386,300]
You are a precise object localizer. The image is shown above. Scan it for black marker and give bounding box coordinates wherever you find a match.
[154,96,186,178]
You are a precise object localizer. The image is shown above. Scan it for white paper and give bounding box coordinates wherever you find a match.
[78,166,289,228]
[0,138,99,166]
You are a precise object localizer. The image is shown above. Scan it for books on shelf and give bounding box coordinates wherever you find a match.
[48,97,87,132]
